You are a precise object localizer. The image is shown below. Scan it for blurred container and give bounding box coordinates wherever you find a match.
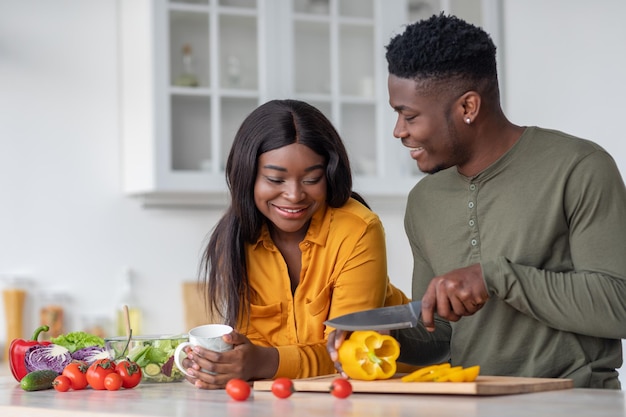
[81,314,111,339]
[115,268,142,336]
[1,276,28,362]
[39,291,69,340]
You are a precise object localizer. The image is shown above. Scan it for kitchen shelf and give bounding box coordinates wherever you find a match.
[119,0,497,208]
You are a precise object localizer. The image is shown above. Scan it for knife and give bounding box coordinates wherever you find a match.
[324,300,422,331]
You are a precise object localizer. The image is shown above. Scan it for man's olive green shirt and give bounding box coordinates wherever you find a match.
[395,127,626,388]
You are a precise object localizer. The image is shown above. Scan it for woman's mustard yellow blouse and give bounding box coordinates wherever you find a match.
[241,198,409,379]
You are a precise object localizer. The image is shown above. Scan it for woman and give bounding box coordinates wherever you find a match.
[183,99,409,389]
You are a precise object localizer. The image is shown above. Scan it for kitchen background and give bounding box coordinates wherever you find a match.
[1,0,624,384]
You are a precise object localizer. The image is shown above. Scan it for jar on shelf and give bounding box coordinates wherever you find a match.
[39,291,69,340]
[1,275,29,361]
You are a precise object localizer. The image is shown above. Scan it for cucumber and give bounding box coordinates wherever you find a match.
[144,363,161,377]
[20,370,59,391]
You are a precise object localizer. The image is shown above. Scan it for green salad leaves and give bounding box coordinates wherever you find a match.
[51,331,105,353]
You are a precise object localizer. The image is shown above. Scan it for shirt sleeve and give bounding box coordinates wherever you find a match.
[483,150,626,339]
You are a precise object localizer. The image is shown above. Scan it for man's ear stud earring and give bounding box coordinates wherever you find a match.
[465,118,471,125]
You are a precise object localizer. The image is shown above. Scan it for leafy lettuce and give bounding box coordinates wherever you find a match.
[51,331,105,353]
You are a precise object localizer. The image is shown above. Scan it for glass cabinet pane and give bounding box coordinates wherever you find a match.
[219,0,256,8]
[171,0,209,5]
[219,14,258,89]
[341,104,377,176]
[339,24,374,97]
[220,98,259,169]
[407,0,438,22]
[294,0,330,15]
[339,0,373,18]
[171,95,211,171]
[169,10,209,87]
[294,21,331,94]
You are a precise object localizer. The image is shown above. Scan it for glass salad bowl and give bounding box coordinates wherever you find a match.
[105,334,189,383]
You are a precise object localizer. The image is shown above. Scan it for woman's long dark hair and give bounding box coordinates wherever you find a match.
[199,99,366,327]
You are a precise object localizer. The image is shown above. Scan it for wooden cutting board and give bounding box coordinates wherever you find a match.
[253,374,573,396]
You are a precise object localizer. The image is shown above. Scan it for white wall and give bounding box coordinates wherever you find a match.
[0,1,218,338]
[502,0,626,171]
[501,0,626,387]
[0,0,624,384]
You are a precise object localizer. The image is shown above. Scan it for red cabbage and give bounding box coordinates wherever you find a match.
[25,344,72,374]
[161,355,175,377]
[71,346,109,365]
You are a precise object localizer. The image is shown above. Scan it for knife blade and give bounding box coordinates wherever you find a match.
[324,300,422,331]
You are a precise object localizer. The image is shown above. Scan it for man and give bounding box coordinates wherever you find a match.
[329,14,626,388]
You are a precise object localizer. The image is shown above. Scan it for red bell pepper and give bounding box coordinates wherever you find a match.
[9,325,51,382]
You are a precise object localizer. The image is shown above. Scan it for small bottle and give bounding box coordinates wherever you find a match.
[174,43,199,87]
[115,268,142,336]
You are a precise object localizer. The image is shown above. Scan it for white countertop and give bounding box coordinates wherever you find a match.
[1,363,624,417]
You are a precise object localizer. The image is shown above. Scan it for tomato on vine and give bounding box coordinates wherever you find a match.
[104,373,123,391]
[225,378,251,401]
[115,360,142,389]
[86,359,116,390]
[62,361,89,390]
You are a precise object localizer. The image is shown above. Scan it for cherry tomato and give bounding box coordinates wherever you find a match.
[225,378,251,401]
[62,361,89,390]
[271,377,295,399]
[104,372,123,391]
[53,375,71,392]
[86,359,117,390]
[115,360,142,389]
[330,378,352,399]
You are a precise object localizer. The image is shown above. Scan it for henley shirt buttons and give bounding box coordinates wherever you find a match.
[471,239,478,246]
[470,184,476,191]
[468,201,475,209]
[469,219,475,227]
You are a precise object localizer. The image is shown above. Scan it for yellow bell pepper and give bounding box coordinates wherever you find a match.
[337,331,400,380]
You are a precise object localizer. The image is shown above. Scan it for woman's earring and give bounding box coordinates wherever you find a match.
[465,118,471,125]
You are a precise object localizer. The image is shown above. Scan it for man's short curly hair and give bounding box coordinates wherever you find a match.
[386,13,498,97]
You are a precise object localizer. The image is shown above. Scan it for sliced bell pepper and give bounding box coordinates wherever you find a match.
[9,325,51,382]
[401,363,451,382]
[337,330,400,381]
[437,365,481,382]
[401,363,481,383]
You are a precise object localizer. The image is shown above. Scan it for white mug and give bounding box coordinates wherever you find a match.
[174,324,233,377]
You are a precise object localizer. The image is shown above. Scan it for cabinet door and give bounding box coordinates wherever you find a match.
[291,0,378,176]
[120,0,264,203]
[122,0,501,206]
[167,0,260,180]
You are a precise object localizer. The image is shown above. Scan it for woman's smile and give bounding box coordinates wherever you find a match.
[254,143,327,237]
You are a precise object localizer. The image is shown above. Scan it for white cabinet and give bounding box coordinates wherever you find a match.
[119,0,499,207]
